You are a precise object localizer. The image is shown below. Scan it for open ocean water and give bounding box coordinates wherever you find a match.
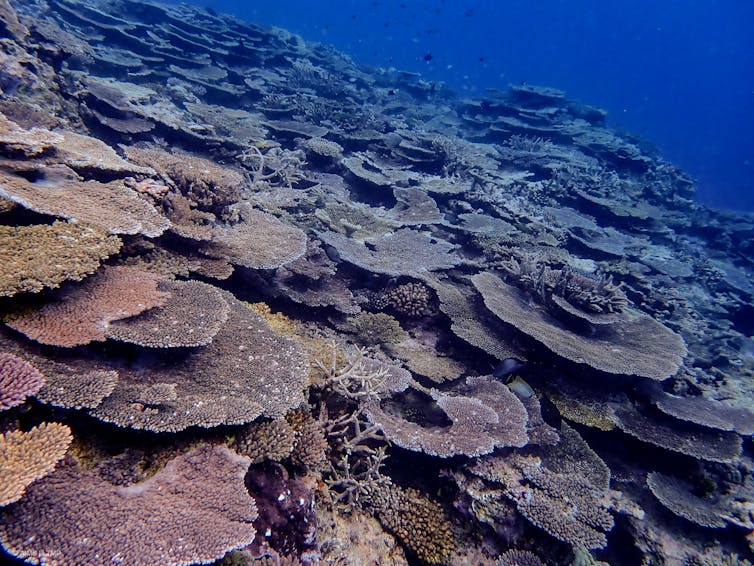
[176,0,754,211]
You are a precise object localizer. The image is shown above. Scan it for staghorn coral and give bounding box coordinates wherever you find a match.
[367,482,454,565]
[233,419,296,464]
[315,343,412,400]
[0,165,169,237]
[7,266,171,347]
[365,375,529,458]
[646,472,729,529]
[0,221,121,297]
[106,279,230,347]
[88,293,309,432]
[471,272,686,380]
[239,145,307,190]
[0,422,72,506]
[0,352,45,410]
[0,445,257,565]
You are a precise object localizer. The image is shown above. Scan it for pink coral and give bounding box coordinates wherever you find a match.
[0,444,257,565]
[7,266,170,347]
[0,352,45,410]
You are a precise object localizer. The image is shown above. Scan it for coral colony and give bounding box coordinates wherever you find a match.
[1,0,753,564]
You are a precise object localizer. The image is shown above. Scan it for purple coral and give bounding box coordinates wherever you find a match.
[0,352,45,410]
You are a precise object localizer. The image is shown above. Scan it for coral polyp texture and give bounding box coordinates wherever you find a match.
[6,265,171,347]
[0,445,257,565]
[0,0,751,563]
[0,422,72,506]
[0,221,121,297]
[0,352,45,410]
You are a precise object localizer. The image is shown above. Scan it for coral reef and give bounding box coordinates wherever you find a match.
[0,0,751,563]
[0,221,121,297]
[0,422,72,506]
[6,266,170,347]
[0,352,44,410]
[367,482,455,565]
[0,445,256,565]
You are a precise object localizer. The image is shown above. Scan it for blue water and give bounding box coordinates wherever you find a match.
[174,0,754,211]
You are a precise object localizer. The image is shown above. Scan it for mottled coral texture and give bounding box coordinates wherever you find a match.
[368,482,454,565]
[88,294,309,431]
[0,165,169,237]
[0,221,121,297]
[0,352,45,410]
[7,265,171,347]
[106,279,230,347]
[366,375,528,457]
[0,422,72,506]
[0,445,257,565]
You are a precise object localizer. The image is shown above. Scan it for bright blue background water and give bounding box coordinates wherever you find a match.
[173,0,754,212]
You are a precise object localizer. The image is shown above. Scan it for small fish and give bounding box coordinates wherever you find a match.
[492,357,526,378]
[507,376,534,399]
[323,244,341,263]
[423,52,433,62]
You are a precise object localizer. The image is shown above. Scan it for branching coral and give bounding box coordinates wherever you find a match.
[238,145,307,189]
[315,343,412,400]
